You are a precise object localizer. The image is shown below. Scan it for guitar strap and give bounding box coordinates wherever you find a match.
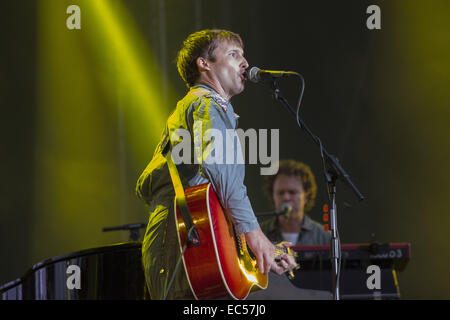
[162,133,200,247]
[161,98,234,248]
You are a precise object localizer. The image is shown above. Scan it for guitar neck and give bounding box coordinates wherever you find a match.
[274,242,297,260]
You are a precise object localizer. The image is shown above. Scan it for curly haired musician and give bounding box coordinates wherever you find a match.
[247,160,332,300]
[136,29,297,299]
[261,159,331,245]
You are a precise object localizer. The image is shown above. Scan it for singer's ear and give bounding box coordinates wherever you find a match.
[196,57,211,72]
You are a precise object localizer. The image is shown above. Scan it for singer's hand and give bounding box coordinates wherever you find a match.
[245,230,299,275]
[244,228,275,275]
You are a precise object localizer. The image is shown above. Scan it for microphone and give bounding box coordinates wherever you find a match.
[276,202,293,218]
[247,66,296,83]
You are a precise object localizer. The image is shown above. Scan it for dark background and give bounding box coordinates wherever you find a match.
[1,0,450,299]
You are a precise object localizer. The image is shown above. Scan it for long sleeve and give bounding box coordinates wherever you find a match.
[187,93,260,235]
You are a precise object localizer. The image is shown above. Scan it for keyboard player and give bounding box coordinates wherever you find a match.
[248,159,332,299]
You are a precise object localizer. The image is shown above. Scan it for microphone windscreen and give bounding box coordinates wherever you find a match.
[248,66,260,83]
[280,202,293,215]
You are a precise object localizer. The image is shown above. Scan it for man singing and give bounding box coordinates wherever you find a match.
[261,159,331,245]
[136,29,297,299]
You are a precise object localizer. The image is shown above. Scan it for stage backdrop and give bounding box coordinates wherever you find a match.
[1,0,450,299]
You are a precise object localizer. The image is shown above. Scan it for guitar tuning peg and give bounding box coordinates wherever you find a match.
[287,263,301,279]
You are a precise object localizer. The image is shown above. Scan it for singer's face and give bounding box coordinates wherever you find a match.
[207,40,249,99]
[272,174,306,220]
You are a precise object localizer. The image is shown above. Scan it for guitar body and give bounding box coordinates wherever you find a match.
[174,183,268,300]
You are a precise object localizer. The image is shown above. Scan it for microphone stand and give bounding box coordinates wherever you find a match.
[268,79,364,300]
[102,222,146,242]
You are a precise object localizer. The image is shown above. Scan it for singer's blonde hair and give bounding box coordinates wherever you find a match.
[176,29,244,88]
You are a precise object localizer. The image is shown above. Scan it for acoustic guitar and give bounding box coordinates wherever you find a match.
[174,183,297,300]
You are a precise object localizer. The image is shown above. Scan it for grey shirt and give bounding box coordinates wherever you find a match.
[136,83,259,235]
[260,214,331,245]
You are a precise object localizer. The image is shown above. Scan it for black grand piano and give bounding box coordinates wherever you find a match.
[0,241,410,300]
[0,242,146,300]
